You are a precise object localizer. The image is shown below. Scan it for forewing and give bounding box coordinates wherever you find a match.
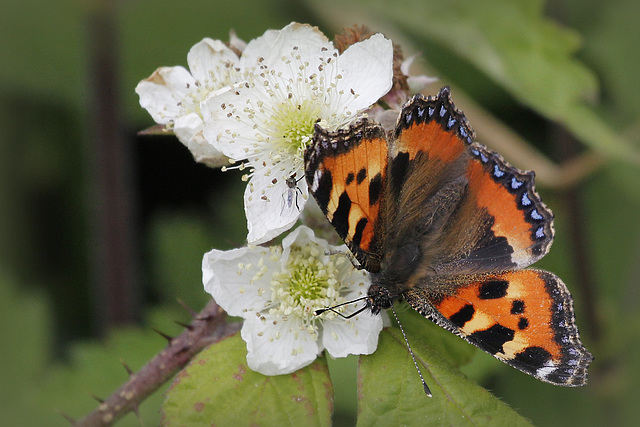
[387,87,554,277]
[305,121,388,271]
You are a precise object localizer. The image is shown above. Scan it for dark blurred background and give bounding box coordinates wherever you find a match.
[1,0,639,425]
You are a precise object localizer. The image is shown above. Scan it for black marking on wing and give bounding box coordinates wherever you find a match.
[369,173,383,206]
[332,192,352,239]
[478,280,509,299]
[352,217,368,247]
[468,324,515,355]
[513,347,552,374]
[511,300,525,315]
[389,151,410,200]
[314,169,333,214]
[449,304,475,328]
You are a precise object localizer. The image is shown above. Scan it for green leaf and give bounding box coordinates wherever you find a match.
[358,306,532,426]
[162,332,333,426]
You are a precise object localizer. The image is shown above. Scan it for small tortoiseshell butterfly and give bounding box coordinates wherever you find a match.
[305,87,593,387]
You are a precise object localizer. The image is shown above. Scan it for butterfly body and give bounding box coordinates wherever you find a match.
[305,87,592,386]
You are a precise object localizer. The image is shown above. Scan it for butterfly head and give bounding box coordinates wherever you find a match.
[365,283,395,315]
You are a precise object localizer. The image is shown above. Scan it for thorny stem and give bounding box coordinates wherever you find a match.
[73,299,241,426]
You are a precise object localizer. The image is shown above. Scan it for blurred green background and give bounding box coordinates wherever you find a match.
[1,0,639,425]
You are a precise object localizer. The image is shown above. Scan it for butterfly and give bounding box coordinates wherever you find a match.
[304,87,593,387]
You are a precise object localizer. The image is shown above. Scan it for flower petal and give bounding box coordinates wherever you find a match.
[334,33,394,114]
[407,74,438,94]
[238,29,280,67]
[201,86,261,159]
[202,245,279,317]
[242,314,321,375]
[187,38,240,85]
[280,225,330,267]
[228,30,247,53]
[135,66,196,124]
[244,169,308,244]
[172,112,203,146]
[322,311,383,358]
[260,23,331,76]
[172,113,225,165]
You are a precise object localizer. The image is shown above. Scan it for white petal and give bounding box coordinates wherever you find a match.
[400,54,416,76]
[322,311,383,358]
[280,224,319,250]
[242,314,320,375]
[337,268,371,298]
[260,23,332,75]
[228,30,247,53]
[244,170,308,245]
[334,34,394,114]
[202,245,278,317]
[135,66,196,124]
[186,132,227,167]
[280,225,330,268]
[407,75,438,94]
[173,114,226,166]
[201,86,262,159]
[239,29,281,67]
[187,38,240,85]
[173,112,203,145]
[400,54,438,94]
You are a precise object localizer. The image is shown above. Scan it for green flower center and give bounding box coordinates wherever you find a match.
[286,253,331,302]
[269,245,343,321]
[268,99,322,157]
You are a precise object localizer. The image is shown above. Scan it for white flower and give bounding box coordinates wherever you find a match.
[203,225,383,375]
[135,36,247,167]
[202,22,394,244]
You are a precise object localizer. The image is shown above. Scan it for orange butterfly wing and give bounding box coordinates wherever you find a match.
[305,121,388,271]
[405,269,592,386]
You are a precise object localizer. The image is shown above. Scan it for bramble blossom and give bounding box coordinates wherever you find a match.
[203,226,384,375]
[136,36,248,166]
[202,23,394,244]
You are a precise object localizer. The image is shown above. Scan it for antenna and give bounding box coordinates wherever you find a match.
[390,305,432,397]
[316,297,433,397]
[314,296,368,318]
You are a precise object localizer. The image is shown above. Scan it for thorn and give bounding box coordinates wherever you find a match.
[174,320,194,331]
[132,403,141,421]
[55,409,76,424]
[151,327,174,343]
[195,314,216,322]
[175,345,191,355]
[177,299,197,317]
[120,358,134,376]
[88,392,104,403]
